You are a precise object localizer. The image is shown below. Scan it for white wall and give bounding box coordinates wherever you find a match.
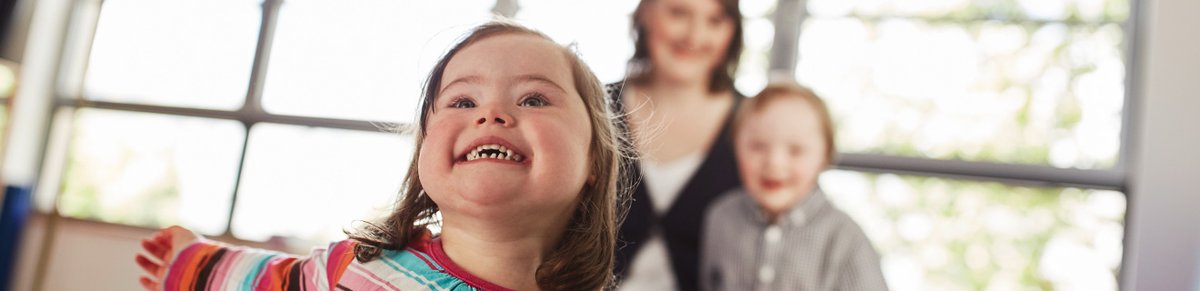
[11,215,150,291]
[1123,0,1200,290]
[11,215,286,291]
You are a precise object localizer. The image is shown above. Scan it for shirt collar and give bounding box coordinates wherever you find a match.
[748,188,827,228]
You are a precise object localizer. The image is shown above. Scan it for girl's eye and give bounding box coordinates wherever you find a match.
[519,94,550,107]
[450,98,476,108]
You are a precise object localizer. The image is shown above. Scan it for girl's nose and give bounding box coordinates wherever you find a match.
[476,117,507,125]
[475,110,514,127]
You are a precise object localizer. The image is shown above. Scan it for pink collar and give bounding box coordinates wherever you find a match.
[426,237,517,291]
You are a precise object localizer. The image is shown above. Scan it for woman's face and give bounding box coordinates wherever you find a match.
[641,0,736,85]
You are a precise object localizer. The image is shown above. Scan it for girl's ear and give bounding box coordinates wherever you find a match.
[584,154,597,187]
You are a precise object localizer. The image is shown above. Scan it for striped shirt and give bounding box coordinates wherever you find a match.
[700,189,888,291]
[161,235,513,291]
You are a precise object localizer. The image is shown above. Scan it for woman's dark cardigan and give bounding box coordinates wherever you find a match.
[607,82,745,291]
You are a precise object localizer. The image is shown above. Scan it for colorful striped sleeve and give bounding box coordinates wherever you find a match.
[160,239,357,291]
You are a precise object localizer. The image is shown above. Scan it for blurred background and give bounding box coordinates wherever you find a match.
[0,0,1196,290]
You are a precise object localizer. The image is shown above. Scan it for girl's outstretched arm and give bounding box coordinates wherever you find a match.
[134,226,355,291]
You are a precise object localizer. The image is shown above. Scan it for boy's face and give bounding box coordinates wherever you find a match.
[418,33,592,222]
[735,97,828,220]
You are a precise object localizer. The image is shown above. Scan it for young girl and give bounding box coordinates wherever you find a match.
[700,83,886,290]
[134,21,624,291]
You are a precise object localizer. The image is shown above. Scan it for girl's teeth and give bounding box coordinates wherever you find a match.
[462,144,527,162]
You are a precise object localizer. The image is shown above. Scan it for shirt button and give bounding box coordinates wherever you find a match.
[764,225,782,244]
[758,266,775,283]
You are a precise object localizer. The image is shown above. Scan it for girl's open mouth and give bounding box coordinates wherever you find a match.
[454,136,530,164]
[464,144,524,162]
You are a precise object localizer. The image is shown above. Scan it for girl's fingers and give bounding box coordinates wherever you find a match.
[139,226,191,290]
[135,254,162,275]
[141,238,168,259]
[154,228,175,244]
[151,230,167,241]
[139,276,160,291]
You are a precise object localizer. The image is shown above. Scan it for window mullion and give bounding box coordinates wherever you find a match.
[240,0,284,116]
[836,152,1126,190]
[1116,0,1146,174]
[224,0,285,237]
[769,0,804,76]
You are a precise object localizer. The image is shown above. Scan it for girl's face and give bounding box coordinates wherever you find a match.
[418,33,593,220]
[642,0,736,84]
[734,98,828,219]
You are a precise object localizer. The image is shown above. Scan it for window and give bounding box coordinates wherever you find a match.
[231,124,412,242]
[260,0,494,122]
[51,0,495,243]
[821,170,1124,290]
[83,0,260,110]
[513,0,639,84]
[735,0,776,94]
[45,1,1136,289]
[792,0,1133,290]
[57,109,244,235]
[796,0,1129,168]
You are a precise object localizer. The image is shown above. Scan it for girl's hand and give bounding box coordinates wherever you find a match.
[134,225,199,291]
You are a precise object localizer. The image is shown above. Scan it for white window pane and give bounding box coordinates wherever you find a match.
[260,0,494,122]
[513,0,639,84]
[820,169,1125,291]
[84,0,261,110]
[797,19,1125,169]
[735,2,775,95]
[57,109,245,236]
[232,123,413,242]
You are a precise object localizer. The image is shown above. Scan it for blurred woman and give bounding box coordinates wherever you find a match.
[607,0,745,289]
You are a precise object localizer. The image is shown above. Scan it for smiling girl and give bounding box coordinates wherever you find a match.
[134,21,625,291]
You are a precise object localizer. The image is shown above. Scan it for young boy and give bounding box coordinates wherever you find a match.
[700,83,888,291]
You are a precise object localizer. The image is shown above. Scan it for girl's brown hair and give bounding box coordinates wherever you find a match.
[733,82,837,164]
[628,0,744,93]
[348,21,625,291]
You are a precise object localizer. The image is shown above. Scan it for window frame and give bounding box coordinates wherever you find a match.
[767,0,1139,192]
[38,0,1140,257]
[44,0,433,238]
[767,0,1143,286]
